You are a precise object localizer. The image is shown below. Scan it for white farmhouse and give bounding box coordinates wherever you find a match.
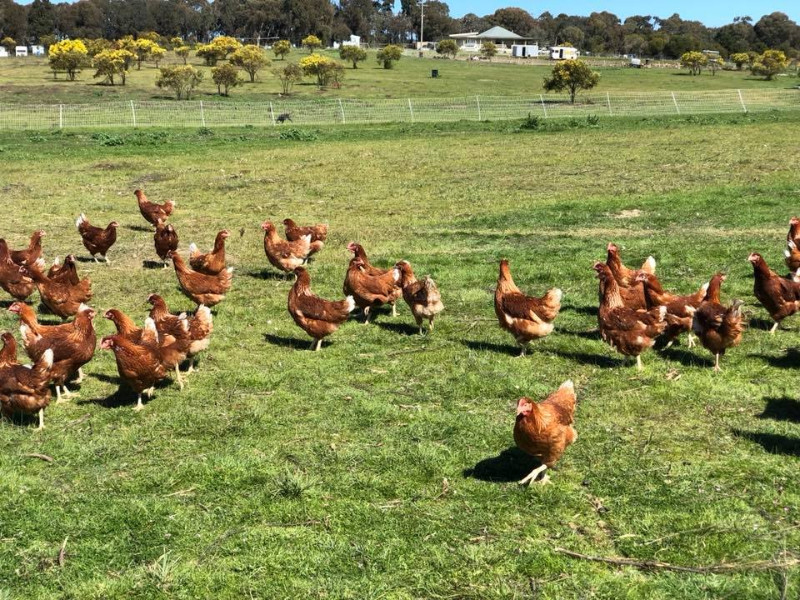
[449,26,534,53]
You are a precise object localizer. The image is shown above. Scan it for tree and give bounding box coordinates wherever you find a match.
[480,42,497,61]
[196,43,225,66]
[302,34,322,53]
[133,39,163,70]
[561,25,585,48]
[230,44,269,82]
[436,39,458,59]
[27,0,56,43]
[210,36,242,59]
[156,65,203,99]
[211,63,241,95]
[487,7,536,36]
[339,45,367,68]
[175,45,191,64]
[299,53,344,87]
[84,38,112,57]
[708,56,723,75]
[730,52,750,69]
[680,51,708,75]
[754,12,799,51]
[48,39,89,81]
[376,44,402,69]
[93,49,134,85]
[149,46,166,67]
[273,39,291,60]
[0,38,16,55]
[273,62,303,94]
[751,49,789,80]
[169,37,184,48]
[543,59,600,103]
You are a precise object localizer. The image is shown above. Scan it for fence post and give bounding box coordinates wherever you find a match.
[59,104,63,129]
[269,102,276,126]
[130,100,137,127]
[606,92,612,116]
[476,95,482,121]
[737,89,747,113]
[671,92,680,115]
[408,98,414,123]
[539,94,548,118]
[338,98,346,124]
[199,101,206,127]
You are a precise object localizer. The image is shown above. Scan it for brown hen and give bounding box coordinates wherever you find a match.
[288,267,354,350]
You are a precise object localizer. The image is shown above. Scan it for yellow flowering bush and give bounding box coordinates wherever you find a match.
[302,35,322,53]
[751,49,789,80]
[273,39,291,60]
[48,39,89,80]
[680,51,707,75]
[93,49,134,85]
[299,53,344,88]
[230,45,269,82]
[543,59,599,103]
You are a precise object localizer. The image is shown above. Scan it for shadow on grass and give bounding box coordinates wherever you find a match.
[462,339,519,357]
[263,333,309,350]
[749,316,776,332]
[755,348,800,369]
[142,260,168,270]
[2,410,40,428]
[0,299,28,309]
[571,305,598,317]
[550,349,625,368]
[75,256,106,264]
[659,347,714,368]
[758,397,800,423]
[731,428,800,457]
[564,329,601,341]
[375,321,420,336]
[249,268,291,281]
[126,225,152,233]
[463,446,539,483]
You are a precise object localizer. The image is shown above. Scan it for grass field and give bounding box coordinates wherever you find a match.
[1,112,800,598]
[0,51,796,106]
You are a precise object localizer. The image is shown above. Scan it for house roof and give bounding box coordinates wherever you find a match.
[476,26,524,40]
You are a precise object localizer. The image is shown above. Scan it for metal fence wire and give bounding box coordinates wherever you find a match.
[0,88,797,130]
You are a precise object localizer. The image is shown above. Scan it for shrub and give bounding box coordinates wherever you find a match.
[230,45,269,82]
[543,59,599,103]
[273,39,291,60]
[480,42,497,61]
[211,63,241,95]
[751,49,789,80]
[48,39,89,81]
[84,38,112,57]
[1,37,16,54]
[169,37,184,49]
[148,46,166,68]
[302,35,322,53]
[730,52,749,70]
[339,45,367,69]
[680,51,707,75]
[93,49,134,85]
[436,39,458,59]
[708,57,723,76]
[197,36,242,65]
[273,63,303,94]
[175,45,191,64]
[133,39,164,70]
[377,44,402,69]
[299,53,344,88]
[156,65,203,100]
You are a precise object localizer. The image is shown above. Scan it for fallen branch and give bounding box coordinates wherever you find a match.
[555,548,800,574]
[23,453,53,462]
[58,536,68,567]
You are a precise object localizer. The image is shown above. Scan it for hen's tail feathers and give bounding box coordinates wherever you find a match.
[189,243,198,256]
[642,256,657,274]
[76,214,86,230]
[32,348,54,378]
[345,296,356,313]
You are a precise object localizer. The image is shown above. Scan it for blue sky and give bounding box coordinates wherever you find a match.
[446,1,798,27]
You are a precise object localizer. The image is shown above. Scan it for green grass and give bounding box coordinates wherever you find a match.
[1,112,799,598]
[0,51,796,106]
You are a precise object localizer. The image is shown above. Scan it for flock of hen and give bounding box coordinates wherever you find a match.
[1,192,799,485]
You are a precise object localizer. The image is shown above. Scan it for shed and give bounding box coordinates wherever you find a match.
[511,44,539,58]
[15,46,28,57]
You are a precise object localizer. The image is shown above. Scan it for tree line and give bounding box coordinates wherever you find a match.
[1,0,799,59]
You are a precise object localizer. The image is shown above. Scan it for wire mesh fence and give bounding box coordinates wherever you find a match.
[0,88,797,130]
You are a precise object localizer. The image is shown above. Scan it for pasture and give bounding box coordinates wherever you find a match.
[0,52,794,106]
[1,112,799,598]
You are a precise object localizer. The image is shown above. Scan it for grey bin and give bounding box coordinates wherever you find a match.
[431,69,439,78]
